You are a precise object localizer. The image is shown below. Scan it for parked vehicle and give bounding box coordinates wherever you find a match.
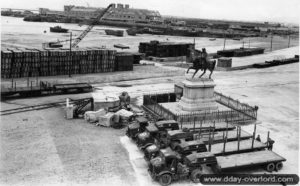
[171,140,208,156]
[148,148,217,185]
[126,116,148,140]
[136,120,179,149]
[149,148,286,186]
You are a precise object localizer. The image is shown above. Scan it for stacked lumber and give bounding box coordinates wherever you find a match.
[217,47,265,57]
[139,41,194,58]
[115,52,134,71]
[1,47,119,78]
[1,49,13,78]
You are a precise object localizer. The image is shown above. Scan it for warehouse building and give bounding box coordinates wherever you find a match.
[39,3,163,24]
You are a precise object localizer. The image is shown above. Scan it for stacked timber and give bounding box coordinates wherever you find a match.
[115,52,134,71]
[253,56,299,68]
[1,49,13,78]
[1,47,118,78]
[217,57,232,68]
[139,41,195,58]
[217,47,265,57]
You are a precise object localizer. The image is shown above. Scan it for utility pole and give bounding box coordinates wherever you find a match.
[69,32,72,77]
[270,34,273,52]
[248,39,250,48]
[223,33,226,50]
[288,34,291,48]
[69,32,72,51]
[242,40,245,48]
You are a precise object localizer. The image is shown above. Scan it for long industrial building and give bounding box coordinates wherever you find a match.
[39,3,163,24]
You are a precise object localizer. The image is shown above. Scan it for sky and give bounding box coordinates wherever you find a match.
[1,0,299,24]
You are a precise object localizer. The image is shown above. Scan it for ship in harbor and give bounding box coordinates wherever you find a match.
[50,26,69,33]
[105,29,124,37]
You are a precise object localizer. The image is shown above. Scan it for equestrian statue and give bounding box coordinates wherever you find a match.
[186,48,216,79]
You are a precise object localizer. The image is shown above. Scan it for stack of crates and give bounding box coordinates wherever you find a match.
[132,53,143,64]
[38,49,49,76]
[7,48,23,78]
[115,52,134,71]
[1,49,13,78]
[138,41,194,58]
[0,48,118,78]
[108,50,116,72]
[217,57,232,68]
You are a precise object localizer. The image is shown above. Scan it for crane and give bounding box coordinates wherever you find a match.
[43,4,113,49]
[71,4,113,47]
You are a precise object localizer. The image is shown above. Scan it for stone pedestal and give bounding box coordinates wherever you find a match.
[178,77,218,112]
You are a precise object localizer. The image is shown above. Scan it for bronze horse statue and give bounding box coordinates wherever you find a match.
[186,55,216,79]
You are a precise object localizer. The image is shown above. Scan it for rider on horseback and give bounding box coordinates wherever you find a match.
[186,47,216,79]
[200,48,208,67]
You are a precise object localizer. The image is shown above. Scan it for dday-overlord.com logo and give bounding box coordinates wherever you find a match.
[200,174,299,185]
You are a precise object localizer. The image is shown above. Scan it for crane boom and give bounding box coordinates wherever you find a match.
[71,4,113,48]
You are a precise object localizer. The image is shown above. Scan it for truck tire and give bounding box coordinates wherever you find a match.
[275,162,283,171]
[191,169,202,183]
[266,163,275,172]
[159,173,172,186]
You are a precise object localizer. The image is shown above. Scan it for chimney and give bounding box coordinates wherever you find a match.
[125,4,129,9]
[111,3,116,8]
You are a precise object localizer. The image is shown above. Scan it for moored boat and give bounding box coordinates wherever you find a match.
[50,26,68,33]
[105,29,124,37]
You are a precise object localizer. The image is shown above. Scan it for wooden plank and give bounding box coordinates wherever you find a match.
[199,129,252,144]
[216,150,286,170]
[210,139,267,155]
[212,129,251,143]
[184,122,236,131]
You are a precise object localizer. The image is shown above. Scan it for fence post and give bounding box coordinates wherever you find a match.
[180,116,183,129]
[208,127,212,152]
[237,126,241,151]
[212,121,215,145]
[193,116,196,130]
[251,123,256,149]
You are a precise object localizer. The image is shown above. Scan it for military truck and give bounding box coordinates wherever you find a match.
[171,140,208,156]
[144,144,161,162]
[145,139,208,162]
[159,129,195,148]
[144,127,211,162]
[148,148,217,185]
[149,148,286,186]
[136,120,179,150]
[126,116,149,140]
[144,129,202,164]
